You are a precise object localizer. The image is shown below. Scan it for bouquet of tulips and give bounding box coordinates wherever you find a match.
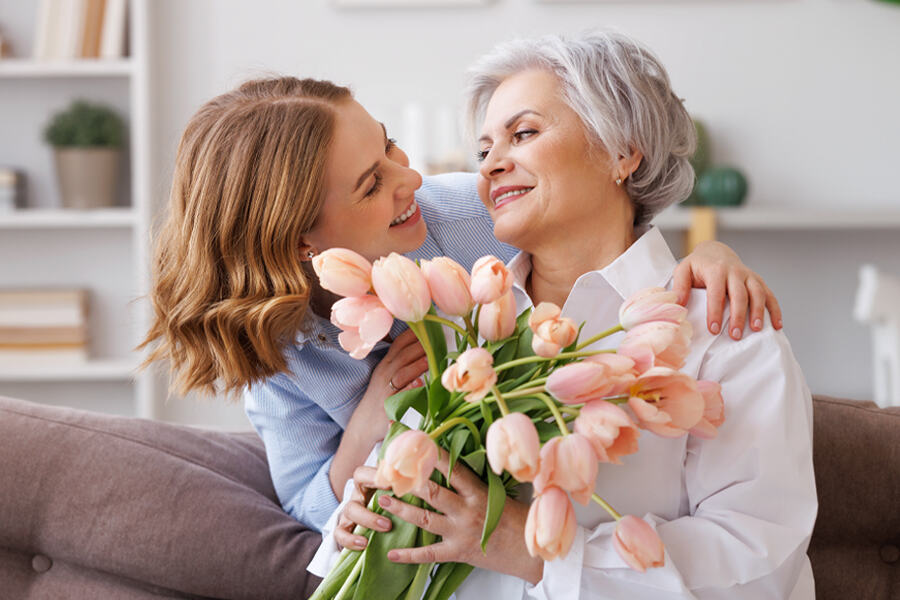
[309,249,725,600]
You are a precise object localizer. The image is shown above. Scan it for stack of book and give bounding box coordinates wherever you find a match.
[32,0,128,61]
[0,289,89,364]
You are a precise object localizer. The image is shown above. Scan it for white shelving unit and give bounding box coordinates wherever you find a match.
[0,0,154,418]
[653,206,900,231]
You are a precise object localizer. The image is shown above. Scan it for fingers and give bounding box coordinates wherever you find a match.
[335,501,393,550]
[378,494,449,537]
[746,277,768,332]
[670,260,692,306]
[766,285,784,330]
[382,328,422,361]
[704,274,726,336]
[387,541,450,564]
[726,273,749,340]
[392,357,429,389]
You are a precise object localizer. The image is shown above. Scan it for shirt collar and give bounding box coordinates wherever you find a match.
[506,226,677,304]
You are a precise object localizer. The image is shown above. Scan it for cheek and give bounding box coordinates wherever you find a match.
[476,176,492,210]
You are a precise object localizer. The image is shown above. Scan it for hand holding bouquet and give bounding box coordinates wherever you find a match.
[310,250,725,600]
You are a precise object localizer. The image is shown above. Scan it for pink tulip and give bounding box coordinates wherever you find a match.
[311,248,373,298]
[330,295,394,359]
[574,400,640,465]
[627,367,704,438]
[441,347,497,403]
[689,380,725,439]
[478,290,517,342]
[618,287,687,331]
[618,320,693,373]
[374,430,438,497]
[470,255,513,305]
[613,515,665,572]
[528,302,578,358]
[371,253,432,322]
[545,354,638,405]
[533,434,598,505]
[486,413,541,482]
[421,257,474,317]
[524,487,577,561]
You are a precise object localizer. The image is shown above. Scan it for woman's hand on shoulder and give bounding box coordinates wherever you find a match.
[672,240,783,340]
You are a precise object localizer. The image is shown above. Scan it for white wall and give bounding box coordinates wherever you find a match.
[147,0,900,425]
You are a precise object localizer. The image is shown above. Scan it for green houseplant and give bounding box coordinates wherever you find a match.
[44,100,126,209]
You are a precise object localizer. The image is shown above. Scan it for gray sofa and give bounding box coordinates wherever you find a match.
[1,394,898,599]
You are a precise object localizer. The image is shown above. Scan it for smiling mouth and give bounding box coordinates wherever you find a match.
[493,187,534,209]
[390,200,418,226]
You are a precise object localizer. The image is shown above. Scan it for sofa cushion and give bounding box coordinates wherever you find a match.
[0,396,322,600]
[809,395,900,600]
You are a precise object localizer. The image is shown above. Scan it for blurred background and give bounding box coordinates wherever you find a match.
[1,0,898,429]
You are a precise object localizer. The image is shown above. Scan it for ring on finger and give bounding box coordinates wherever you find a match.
[388,378,400,392]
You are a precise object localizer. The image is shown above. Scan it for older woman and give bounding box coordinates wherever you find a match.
[321,31,816,598]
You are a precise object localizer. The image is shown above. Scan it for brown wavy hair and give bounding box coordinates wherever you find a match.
[140,77,352,397]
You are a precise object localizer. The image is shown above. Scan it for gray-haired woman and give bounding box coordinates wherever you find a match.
[321,31,816,598]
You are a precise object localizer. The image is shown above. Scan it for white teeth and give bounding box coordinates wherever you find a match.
[391,200,418,226]
[495,188,534,204]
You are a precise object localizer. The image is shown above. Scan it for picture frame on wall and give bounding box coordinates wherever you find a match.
[334,0,490,6]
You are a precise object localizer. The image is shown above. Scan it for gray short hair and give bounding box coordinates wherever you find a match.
[465,30,696,226]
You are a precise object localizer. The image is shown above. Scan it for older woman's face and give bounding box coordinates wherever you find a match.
[476,69,618,250]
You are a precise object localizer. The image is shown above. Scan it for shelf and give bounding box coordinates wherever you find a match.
[653,206,900,231]
[0,208,135,229]
[0,59,133,78]
[0,358,138,382]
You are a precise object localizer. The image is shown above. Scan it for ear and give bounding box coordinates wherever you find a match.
[616,148,644,182]
[299,236,317,262]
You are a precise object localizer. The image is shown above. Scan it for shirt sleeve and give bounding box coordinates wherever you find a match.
[244,373,343,532]
[525,326,818,599]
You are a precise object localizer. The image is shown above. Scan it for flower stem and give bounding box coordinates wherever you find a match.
[494,349,615,373]
[492,385,510,416]
[409,321,439,379]
[591,493,622,521]
[575,324,624,351]
[536,393,568,436]
[334,546,366,600]
[423,314,477,347]
[428,416,482,446]
[464,315,477,346]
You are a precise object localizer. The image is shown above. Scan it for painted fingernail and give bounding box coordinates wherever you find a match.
[775,319,783,329]
[753,319,762,330]
[379,496,392,508]
[710,322,720,334]
[377,517,391,529]
[387,550,399,561]
[354,537,367,549]
[731,328,741,339]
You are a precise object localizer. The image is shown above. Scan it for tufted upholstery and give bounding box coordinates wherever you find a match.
[0,394,898,599]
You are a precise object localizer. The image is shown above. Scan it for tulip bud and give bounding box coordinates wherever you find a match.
[470,255,513,305]
[312,248,373,298]
[421,257,474,317]
[374,430,438,498]
[574,400,640,465]
[524,487,577,561]
[533,434,598,505]
[486,413,541,481]
[688,380,725,439]
[613,515,665,572]
[371,253,432,322]
[478,290,516,342]
[545,354,637,405]
[330,295,394,359]
[627,367,704,438]
[441,347,497,403]
[618,320,693,373]
[619,287,687,331]
[529,302,578,358]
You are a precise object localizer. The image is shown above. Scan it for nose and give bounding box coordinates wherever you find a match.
[393,162,423,200]
[478,147,513,180]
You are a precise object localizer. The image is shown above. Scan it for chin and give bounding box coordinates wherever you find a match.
[491,215,530,249]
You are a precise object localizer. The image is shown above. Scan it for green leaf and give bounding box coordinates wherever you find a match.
[480,467,506,553]
[492,335,520,370]
[384,386,428,422]
[428,377,450,422]
[536,420,566,443]
[446,427,471,484]
[479,399,494,429]
[423,563,476,600]
[461,448,486,475]
[308,548,363,600]
[506,396,547,414]
[424,307,449,374]
[354,493,422,600]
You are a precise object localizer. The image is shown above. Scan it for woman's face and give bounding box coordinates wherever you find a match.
[476,69,619,250]
[304,99,426,263]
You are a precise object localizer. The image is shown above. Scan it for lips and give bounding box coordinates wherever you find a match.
[390,199,419,227]
[491,186,534,210]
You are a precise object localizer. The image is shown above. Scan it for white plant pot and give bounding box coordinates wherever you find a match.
[53,148,120,209]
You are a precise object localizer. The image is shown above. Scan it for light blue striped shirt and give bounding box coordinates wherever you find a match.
[243,172,517,532]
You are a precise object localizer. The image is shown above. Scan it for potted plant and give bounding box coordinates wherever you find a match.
[44,100,126,209]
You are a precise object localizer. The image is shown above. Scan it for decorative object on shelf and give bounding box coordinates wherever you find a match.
[682,118,748,208]
[0,289,89,365]
[44,100,125,209]
[33,0,128,60]
[0,25,12,58]
[854,265,900,408]
[683,119,710,206]
[0,168,25,211]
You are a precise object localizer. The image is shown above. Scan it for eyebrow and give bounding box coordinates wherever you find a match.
[478,109,542,143]
[352,123,389,193]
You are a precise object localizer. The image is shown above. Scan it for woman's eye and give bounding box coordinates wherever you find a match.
[365,173,383,198]
[475,149,490,163]
[514,129,537,142]
[386,137,398,153]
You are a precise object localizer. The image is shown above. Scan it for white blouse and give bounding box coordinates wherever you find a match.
[311,227,818,599]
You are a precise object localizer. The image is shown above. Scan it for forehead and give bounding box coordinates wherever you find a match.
[482,69,565,126]
[325,99,383,194]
